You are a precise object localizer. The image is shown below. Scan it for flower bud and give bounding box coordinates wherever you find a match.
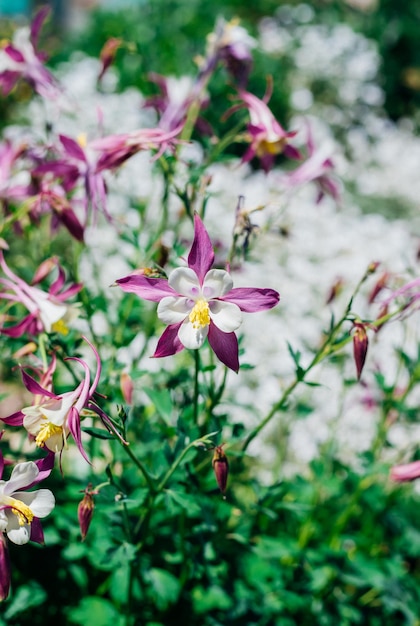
[212,445,229,493]
[391,460,420,482]
[120,371,134,405]
[0,534,11,602]
[78,485,96,541]
[352,323,369,380]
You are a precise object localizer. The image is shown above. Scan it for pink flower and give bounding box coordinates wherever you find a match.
[281,122,341,203]
[391,460,420,482]
[90,126,183,172]
[234,88,301,172]
[0,7,61,100]
[2,338,105,462]
[0,252,82,338]
[117,214,280,372]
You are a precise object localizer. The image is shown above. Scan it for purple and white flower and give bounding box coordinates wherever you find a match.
[117,214,280,371]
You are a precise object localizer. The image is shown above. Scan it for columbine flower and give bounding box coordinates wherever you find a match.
[3,338,105,462]
[0,7,61,100]
[90,126,183,172]
[116,214,280,372]
[0,460,55,546]
[281,121,341,203]
[234,87,301,172]
[0,252,81,337]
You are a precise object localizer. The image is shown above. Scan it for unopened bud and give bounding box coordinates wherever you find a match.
[212,445,229,493]
[78,485,97,541]
[0,534,11,602]
[368,272,389,304]
[120,372,134,405]
[326,277,344,304]
[352,323,369,380]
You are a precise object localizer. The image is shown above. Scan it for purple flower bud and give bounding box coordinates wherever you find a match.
[212,445,229,493]
[352,323,369,380]
[78,486,96,541]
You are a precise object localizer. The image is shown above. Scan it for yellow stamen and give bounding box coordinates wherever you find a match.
[51,319,69,335]
[257,137,287,157]
[0,496,34,526]
[35,421,63,448]
[189,298,210,329]
[77,133,88,148]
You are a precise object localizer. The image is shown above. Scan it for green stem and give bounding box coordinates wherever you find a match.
[156,433,216,493]
[193,349,200,424]
[121,443,155,492]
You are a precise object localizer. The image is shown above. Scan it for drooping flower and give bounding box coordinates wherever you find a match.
[0,7,61,100]
[116,214,280,372]
[281,121,341,203]
[0,252,81,337]
[232,87,301,172]
[2,338,105,462]
[0,459,55,546]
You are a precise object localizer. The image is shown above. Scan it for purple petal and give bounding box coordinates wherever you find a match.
[187,214,214,284]
[153,323,184,358]
[208,323,239,372]
[68,406,90,463]
[55,206,85,243]
[34,451,55,483]
[4,45,25,64]
[59,134,87,162]
[221,287,280,312]
[0,410,24,426]
[21,370,58,399]
[0,314,36,338]
[30,5,50,49]
[29,518,44,544]
[116,274,177,302]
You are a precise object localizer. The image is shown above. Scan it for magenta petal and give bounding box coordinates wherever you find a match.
[0,410,24,426]
[208,323,239,372]
[153,323,184,358]
[30,5,50,49]
[0,314,36,338]
[187,214,215,284]
[221,287,280,312]
[30,518,44,544]
[34,451,55,482]
[68,406,90,464]
[21,370,58,399]
[59,134,87,162]
[116,274,176,301]
[4,45,25,64]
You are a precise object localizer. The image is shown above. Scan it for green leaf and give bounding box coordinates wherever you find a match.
[144,387,173,424]
[147,568,180,610]
[4,583,47,620]
[192,585,234,613]
[67,597,124,626]
[165,489,202,516]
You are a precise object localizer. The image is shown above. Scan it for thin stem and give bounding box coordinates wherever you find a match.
[121,443,155,492]
[193,349,200,424]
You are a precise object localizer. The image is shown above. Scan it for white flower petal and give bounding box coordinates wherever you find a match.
[22,406,44,436]
[158,296,190,325]
[0,511,8,532]
[4,462,38,495]
[168,267,201,297]
[6,515,30,545]
[203,269,233,298]
[178,319,208,349]
[30,288,68,333]
[209,300,242,332]
[18,490,55,519]
[41,392,76,426]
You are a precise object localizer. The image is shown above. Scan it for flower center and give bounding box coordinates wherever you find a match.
[257,137,287,157]
[1,495,34,526]
[35,420,63,448]
[189,298,210,329]
[51,319,69,335]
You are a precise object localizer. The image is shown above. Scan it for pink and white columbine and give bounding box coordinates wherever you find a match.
[0,456,55,546]
[2,338,104,462]
[0,252,81,337]
[236,88,301,172]
[117,214,280,372]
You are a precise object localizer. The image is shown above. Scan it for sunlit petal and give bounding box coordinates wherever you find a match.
[178,319,208,349]
[157,296,190,325]
[209,300,242,332]
[168,267,201,297]
[203,269,233,298]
